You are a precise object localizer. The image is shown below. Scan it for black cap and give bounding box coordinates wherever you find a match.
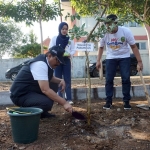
[49,46,65,64]
[105,14,118,23]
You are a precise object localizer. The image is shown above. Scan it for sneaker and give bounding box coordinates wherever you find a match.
[68,101,74,105]
[124,102,131,110]
[41,112,56,119]
[103,102,112,109]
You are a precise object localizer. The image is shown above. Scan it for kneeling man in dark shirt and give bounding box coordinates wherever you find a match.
[10,46,72,118]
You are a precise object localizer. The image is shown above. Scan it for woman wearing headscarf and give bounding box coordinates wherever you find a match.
[49,22,75,104]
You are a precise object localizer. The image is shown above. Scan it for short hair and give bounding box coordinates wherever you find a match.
[106,14,118,22]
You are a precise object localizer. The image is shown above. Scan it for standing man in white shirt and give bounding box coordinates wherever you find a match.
[96,14,143,110]
[10,46,73,119]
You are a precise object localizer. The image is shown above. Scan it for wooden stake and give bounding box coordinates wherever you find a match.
[139,71,150,106]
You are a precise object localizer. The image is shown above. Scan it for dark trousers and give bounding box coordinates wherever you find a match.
[105,57,131,102]
[54,57,72,100]
[10,82,58,114]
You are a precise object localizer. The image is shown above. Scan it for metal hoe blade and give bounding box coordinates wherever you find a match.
[136,104,150,110]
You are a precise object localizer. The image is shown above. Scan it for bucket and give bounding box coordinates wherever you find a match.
[7,107,43,144]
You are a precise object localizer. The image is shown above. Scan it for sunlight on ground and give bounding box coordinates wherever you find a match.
[117,101,147,105]
[0,110,7,117]
[130,130,150,140]
[73,107,86,112]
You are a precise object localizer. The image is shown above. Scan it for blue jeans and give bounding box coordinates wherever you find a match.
[54,57,72,101]
[105,57,131,102]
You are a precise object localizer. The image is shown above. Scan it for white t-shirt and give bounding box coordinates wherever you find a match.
[100,26,135,59]
[30,58,53,80]
[49,36,76,56]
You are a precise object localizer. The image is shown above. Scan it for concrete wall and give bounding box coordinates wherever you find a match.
[0,54,150,81]
[71,53,150,78]
[71,55,106,78]
[129,27,147,35]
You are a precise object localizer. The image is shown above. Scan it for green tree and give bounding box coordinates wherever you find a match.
[70,0,108,16]
[0,0,61,53]
[70,0,150,62]
[70,0,150,25]
[70,0,149,42]
[12,30,46,58]
[0,19,23,58]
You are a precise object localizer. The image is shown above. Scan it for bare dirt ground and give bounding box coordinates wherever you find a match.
[0,77,150,150]
[71,76,150,88]
[1,98,150,150]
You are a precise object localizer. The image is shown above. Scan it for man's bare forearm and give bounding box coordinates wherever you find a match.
[43,88,66,105]
[38,80,66,105]
[97,47,104,62]
[130,44,142,62]
[51,76,62,84]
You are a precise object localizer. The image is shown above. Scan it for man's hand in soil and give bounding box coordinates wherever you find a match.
[63,101,72,113]
[59,79,65,93]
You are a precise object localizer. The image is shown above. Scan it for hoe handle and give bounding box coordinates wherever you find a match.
[139,71,150,106]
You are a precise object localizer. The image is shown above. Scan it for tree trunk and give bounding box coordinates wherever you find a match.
[144,24,150,73]
[39,19,44,54]
[58,0,62,22]
[84,6,107,126]
[85,51,91,126]
[39,0,46,54]
[98,0,103,80]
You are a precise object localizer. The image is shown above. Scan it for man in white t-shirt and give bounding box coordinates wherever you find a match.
[96,14,143,110]
[10,46,73,118]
